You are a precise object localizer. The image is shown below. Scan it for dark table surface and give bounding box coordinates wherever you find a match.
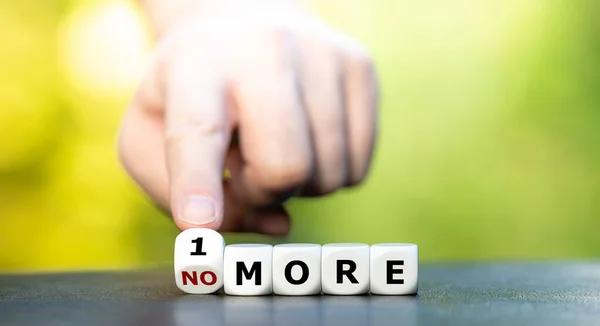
[1,261,600,326]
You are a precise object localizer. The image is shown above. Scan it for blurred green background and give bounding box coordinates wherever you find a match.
[1,0,599,272]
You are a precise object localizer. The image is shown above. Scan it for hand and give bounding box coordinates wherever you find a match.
[117,1,378,236]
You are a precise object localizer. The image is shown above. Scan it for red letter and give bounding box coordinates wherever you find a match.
[182,271,198,285]
[200,271,217,285]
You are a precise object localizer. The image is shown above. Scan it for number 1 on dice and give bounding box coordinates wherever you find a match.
[174,228,225,294]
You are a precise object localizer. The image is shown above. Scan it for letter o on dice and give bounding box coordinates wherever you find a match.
[273,244,321,295]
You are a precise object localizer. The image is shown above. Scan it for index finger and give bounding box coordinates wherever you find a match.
[163,52,232,230]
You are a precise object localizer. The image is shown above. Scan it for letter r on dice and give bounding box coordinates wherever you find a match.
[175,228,224,294]
[321,243,370,295]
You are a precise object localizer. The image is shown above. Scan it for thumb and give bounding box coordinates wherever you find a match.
[163,57,230,231]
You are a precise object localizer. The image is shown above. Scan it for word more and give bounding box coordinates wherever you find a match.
[174,228,418,296]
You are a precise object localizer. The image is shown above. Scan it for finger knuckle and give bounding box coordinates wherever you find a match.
[348,175,365,188]
[255,159,311,191]
[268,25,292,49]
[260,26,295,72]
[165,118,227,144]
[318,173,345,194]
[348,166,369,187]
[353,51,375,74]
[316,143,346,193]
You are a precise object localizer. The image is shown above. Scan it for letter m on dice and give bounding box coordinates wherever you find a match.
[175,228,225,294]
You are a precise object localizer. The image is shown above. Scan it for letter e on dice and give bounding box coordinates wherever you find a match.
[369,243,418,295]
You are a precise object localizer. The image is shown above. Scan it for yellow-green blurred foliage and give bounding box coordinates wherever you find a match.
[0,0,599,272]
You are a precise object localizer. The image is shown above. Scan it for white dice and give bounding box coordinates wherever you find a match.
[321,243,370,295]
[273,244,322,296]
[174,229,418,296]
[369,243,418,295]
[224,244,273,296]
[174,228,225,294]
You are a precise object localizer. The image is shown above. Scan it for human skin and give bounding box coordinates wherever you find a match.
[117,0,379,236]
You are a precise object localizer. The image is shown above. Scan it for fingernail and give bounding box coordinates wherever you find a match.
[180,196,217,225]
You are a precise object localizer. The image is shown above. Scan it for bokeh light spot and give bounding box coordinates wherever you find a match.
[58,0,151,97]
